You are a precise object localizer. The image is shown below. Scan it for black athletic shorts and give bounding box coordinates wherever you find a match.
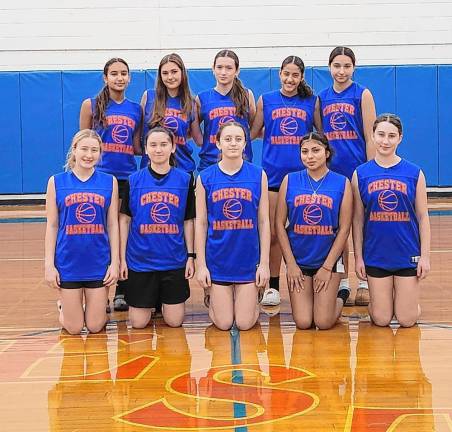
[211,280,254,286]
[299,262,338,278]
[117,179,128,200]
[125,268,190,308]
[365,266,418,278]
[59,280,105,289]
[268,186,280,193]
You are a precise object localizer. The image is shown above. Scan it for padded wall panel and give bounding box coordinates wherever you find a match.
[395,65,438,185]
[20,71,64,193]
[0,73,22,193]
[438,65,452,186]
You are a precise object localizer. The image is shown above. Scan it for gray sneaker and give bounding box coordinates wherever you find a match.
[113,295,129,312]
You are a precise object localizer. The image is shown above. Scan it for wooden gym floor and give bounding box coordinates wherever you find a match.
[0,202,451,431]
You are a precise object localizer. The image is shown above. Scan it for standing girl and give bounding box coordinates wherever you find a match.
[119,127,195,328]
[315,46,377,305]
[80,57,142,312]
[352,114,430,327]
[251,56,320,306]
[196,50,256,171]
[140,53,202,173]
[276,132,353,329]
[195,122,270,331]
[45,130,119,334]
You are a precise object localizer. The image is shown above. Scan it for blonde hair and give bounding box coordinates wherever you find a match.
[64,129,103,171]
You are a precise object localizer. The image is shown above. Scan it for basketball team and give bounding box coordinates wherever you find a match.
[44,47,431,335]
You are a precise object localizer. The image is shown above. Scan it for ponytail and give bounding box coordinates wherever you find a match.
[280,56,313,99]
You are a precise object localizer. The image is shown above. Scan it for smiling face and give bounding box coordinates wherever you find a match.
[103,61,130,92]
[216,124,246,160]
[373,121,403,157]
[213,56,238,87]
[73,137,102,170]
[146,131,176,166]
[329,54,354,86]
[300,139,330,171]
[279,62,303,96]
[160,61,182,93]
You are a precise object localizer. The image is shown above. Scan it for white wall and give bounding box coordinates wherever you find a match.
[1,0,452,71]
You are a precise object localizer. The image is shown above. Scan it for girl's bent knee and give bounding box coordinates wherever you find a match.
[314,317,335,330]
[63,322,84,335]
[294,317,313,330]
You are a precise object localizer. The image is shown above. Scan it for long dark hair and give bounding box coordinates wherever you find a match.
[300,132,334,164]
[93,58,130,128]
[280,56,313,98]
[150,53,193,128]
[145,126,177,167]
[328,46,356,66]
[213,50,249,118]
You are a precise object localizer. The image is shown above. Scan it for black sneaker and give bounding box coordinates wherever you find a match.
[113,296,129,312]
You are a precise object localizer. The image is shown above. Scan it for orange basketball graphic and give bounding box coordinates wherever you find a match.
[218,116,235,127]
[222,199,242,220]
[111,124,129,144]
[75,203,96,224]
[378,190,398,211]
[280,116,298,136]
[303,204,322,225]
[150,202,171,223]
[163,116,179,133]
[330,112,347,131]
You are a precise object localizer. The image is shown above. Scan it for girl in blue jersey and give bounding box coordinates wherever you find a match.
[80,57,143,312]
[196,50,256,171]
[140,53,202,172]
[276,133,353,329]
[352,114,430,327]
[45,130,119,335]
[315,46,377,306]
[195,122,270,331]
[251,56,321,307]
[119,127,195,328]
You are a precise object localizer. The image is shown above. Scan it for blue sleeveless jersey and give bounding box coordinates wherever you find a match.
[198,89,252,171]
[140,90,195,173]
[126,167,190,272]
[262,91,316,188]
[286,170,346,268]
[54,170,113,281]
[356,159,421,270]
[318,82,366,179]
[201,161,262,282]
[92,98,141,179]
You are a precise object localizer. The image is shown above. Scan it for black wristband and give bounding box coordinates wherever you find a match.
[187,253,197,259]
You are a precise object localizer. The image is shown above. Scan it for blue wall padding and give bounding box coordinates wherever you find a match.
[438,65,452,185]
[0,65,450,193]
[0,73,22,193]
[395,65,438,185]
[20,71,64,193]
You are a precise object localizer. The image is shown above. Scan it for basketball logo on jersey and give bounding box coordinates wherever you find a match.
[111,124,130,144]
[218,115,235,127]
[280,116,298,136]
[222,199,243,220]
[378,190,399,212]
[329,112,347,131]
[75,203,97,224]
[163,116,179,134]
[150,202,171,224]
[303,204,323,225]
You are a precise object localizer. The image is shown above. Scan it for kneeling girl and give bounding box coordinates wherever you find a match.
[119,127,195,328]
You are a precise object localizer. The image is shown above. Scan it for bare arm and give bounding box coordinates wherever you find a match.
[194,176,211,288]
[351,171,367,280]
[314,97,323,133]
[44,177,60,289]
[118,213,131,280]
[415,171,431,279]
[361,89,377,160]
[79,98,93,130]
[256,171,270,287]
[275,175,304,292]
[189,113,203,147]
[183,219,195,279]
[103,178,120,286]
[133,105,144,155]
[248,89,256,126]
[250,96,264,140]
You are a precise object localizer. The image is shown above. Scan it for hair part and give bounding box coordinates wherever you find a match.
[64,129,102,172]
[280,56,313,98]
[373,113,403,135]
[215,121,247,161]
[213,50,249,118]
[150,53,193,129]
[93,58,130,128]
[300,132,334,164]
[328,46,356,66]
[145,126,177,167]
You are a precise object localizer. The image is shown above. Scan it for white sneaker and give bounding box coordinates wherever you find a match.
[261,288,281,306]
